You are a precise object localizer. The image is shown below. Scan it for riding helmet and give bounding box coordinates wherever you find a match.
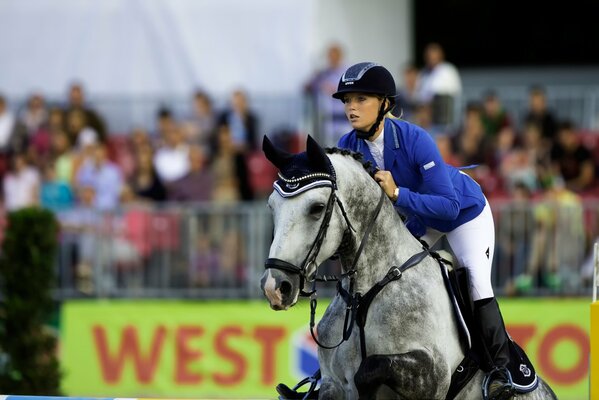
[332,62,397,101]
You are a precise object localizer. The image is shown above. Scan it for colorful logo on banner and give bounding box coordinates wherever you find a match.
[292,330,319,379]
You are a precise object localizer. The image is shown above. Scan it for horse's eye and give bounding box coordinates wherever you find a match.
[309,203,326,216]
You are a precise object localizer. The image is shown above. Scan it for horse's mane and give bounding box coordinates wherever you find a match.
[325,146,408,225]
[324,147,377,178]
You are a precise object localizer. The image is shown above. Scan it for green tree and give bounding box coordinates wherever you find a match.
[0,208,61,393]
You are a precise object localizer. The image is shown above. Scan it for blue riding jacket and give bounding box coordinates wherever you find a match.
[337,118,486,235]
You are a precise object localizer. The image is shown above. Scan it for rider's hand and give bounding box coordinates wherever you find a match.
[374,170,398,202]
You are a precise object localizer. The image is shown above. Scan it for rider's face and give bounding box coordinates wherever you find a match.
[342,93,384,132]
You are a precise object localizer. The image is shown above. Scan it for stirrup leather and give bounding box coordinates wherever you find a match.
[276,369,321,400]
[482,366,516,400]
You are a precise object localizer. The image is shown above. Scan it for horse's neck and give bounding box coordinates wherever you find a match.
[331,154,423,291]
[342,192,422,293]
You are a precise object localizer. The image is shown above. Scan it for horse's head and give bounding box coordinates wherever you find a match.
[260,135,352,310]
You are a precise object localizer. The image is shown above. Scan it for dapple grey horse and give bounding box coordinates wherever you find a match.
[260,136,557,399]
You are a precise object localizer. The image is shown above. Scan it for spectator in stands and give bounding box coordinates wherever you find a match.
[20,94,52,170]
[0,95,28,157]
[304,43,350,147]
[498,182,534,295]
[411,102,437,135]
[499,141,539,194]
[71,126,100,182]
[190,234,219,287]
[451,102,498,194]
[17,93,52,169]
[168,145,213,202]
[521,122,553,190]
[481,90,512,138]
[20,93,48,136]
[523,85,558,145]
[155,107,176,143]
[40,161,74,213]
[452,102,491,166]
[76,127,99,150]
[215,229,245,287]
[75,143,123,211]
[491,126,518,172]
[58,184,101,294]
[153,124,190,184]
[183,90,217,150]
[130,127,153,153]
[217,89,258,152]
[128,144,166,202]
[395,62,420,122]
[64,108,88,146]
[2,152,40,210]
[515,176,585,293]
[64,82,107,143]
[51,130,77,184]
[416,42,462,126]
[211,125,253,202]
[550,120,596,192]
[48,107,66,133]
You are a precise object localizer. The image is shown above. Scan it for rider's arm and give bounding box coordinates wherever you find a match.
[394,127,460,221]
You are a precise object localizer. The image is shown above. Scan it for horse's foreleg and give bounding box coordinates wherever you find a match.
[354,349,448,400]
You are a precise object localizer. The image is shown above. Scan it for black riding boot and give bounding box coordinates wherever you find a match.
[474,297,515,400]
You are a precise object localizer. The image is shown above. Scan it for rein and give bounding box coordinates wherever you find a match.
[305,188,432,357]
[308,188,387,350]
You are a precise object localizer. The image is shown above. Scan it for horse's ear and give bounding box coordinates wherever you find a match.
[263,135,292,170]
[306,135,330,174]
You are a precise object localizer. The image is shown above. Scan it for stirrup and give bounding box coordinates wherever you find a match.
[482,366,516,400]
[276,369,321,400]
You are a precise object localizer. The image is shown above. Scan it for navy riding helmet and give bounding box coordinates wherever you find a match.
[332,62,397,101]
[332,62,398,138]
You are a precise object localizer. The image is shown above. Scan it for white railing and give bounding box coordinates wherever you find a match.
[42,199,599,300]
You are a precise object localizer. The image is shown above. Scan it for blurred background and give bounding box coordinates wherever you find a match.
[0,0,596,398]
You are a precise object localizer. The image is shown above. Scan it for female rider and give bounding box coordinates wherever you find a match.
[333,62,537,399]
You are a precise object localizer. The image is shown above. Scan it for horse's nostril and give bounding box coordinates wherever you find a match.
[280,280,292,297]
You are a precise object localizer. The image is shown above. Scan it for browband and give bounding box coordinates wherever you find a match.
[273,172,336,198]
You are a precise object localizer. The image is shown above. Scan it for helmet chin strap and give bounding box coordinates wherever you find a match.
[355,99,395,140]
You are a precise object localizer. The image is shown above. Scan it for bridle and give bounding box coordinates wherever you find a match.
[265,165,390,350]
[265,171,357,297]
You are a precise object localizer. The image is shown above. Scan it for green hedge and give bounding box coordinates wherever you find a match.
[0,207,61,394]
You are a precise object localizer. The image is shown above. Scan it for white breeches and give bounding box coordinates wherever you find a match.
[423,200,495,301]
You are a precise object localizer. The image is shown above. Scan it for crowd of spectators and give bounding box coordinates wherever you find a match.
[0,84,273,215]
[382,43,599,295]
[368,43,599,202]
[0,83,279,293]
[2,44,599,295]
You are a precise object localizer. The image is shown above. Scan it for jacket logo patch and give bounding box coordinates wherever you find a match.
[423,161,436,170]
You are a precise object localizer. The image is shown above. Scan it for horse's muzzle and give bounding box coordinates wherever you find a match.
[260,268,300,310]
